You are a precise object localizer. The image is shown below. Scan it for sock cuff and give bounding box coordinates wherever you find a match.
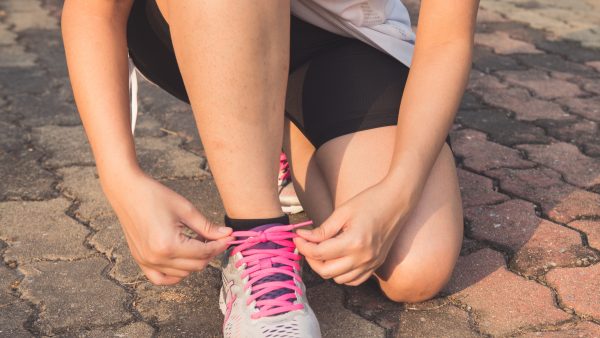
[224,214,290,231]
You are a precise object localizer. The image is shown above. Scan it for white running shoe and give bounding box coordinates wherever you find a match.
[219,222,321,338]
[278,153,304,215]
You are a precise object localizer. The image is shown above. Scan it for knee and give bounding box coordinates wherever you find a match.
[378,269,450,304]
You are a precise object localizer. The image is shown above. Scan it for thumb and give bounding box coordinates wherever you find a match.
[179,203,232,240]
[297,209,347,243]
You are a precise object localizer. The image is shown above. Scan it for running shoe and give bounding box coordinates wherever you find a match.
[220,222,321,338]
[278,153,304,214]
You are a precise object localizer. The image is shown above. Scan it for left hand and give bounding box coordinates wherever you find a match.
[294,179,418,286]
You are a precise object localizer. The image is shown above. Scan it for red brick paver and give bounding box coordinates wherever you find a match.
[445,249,571,336]
[546,265,600,321]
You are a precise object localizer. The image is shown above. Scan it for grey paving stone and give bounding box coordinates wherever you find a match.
[0,150,57,201]
[472,47,528,72]
[308,282,385,338]
[516,53,596,76]
[88,216,143,284]
[160,178,225,225]
[2,0,57,32]
[134,267,223,338]
[0,121,26,154]
[0,265,34,337]
[18,258,132,335]
[456,109,550,146]
[32,125,95,168]
[0,198,92,263]
[343,279,403,321]
[135,135,207,179]
[396,305,479,338]
[12,93,80,128]
[0,45,36,67]
[66,321,155,338]
[535,119,600,158]
[0,68,48,96]
[57,166,113,222]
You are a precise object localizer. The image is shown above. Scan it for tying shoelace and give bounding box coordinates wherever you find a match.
[228,221,312,318]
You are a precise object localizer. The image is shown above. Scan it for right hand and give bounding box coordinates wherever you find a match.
[102,169,233,285]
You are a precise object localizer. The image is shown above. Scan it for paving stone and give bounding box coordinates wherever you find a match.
[0,198,92,263]
[536,39,600,64]
[0,21,18,44]
[18,258,132,335]
[396,305,479,338]
[559,96,600,122]
[18,28,68,76]
[0,149,57,201]
[160,178,226,226]
[517,142,600,188]
[32,125,94,168]
[0,265,34,337]
[2,0,57,32]
[546,264,600,321]
[135,136,207,179]
[450,129,533,171]
[0,45,36,67]
[472,47,527,73]
[69,321,155,338]
[10,93,79,128]
[343,279,402,321]
[444,248,506,295]
[467,69,508,92]
[162,110,205,157]
[308,282,385,338]
[478,86,572,121]
[444,248,570,336]
[0,120,26,154]
[520,321,600,337]
[457,168,509,208]
[460,92,486,111]
[515,54,596,77]
[498,69,584,99]
[134,267,223,337]
[568,220,600,251]
[485,167,600,223]
[586,61,600,73]
[456,109,550,146]
[474,31,542,55]
[57,166,113,222]
[535,119,600,158]
[465,199,595,276]
[480,0,600,49]
[0,68,48,96]
[88,216,143,284]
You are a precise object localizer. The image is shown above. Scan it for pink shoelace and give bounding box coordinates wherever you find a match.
[279,152,291,184]
[228,221,312,319]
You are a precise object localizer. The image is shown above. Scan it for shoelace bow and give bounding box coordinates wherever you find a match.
[279,153,291,184]
[228,221,312,319]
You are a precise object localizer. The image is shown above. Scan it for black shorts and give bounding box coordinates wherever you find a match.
[127,0,451,149]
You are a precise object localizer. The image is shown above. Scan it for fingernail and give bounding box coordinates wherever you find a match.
[218,227,232,234]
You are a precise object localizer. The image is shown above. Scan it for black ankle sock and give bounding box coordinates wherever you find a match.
[224,214,290,232]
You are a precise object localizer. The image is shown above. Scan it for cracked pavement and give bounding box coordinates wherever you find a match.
[1,0,599,337]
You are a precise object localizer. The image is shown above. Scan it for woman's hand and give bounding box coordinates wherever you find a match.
[294,179,417,286]
[102,169,233,286]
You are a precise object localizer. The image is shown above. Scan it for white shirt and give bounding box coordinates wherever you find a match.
[291,0,415,67]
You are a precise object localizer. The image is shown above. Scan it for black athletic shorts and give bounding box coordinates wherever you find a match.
[127,0,452,149]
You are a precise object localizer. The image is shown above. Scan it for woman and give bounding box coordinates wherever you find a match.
[62,0,477,336]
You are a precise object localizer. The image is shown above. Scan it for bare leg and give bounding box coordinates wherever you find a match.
[162,0,290,218]
[284,121,464,302]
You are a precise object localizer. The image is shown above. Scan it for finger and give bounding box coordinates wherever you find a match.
[335,268,374,286]
[294,236,347,261]
[296,210,347,243]
[142,266,184,286]
[315,257,355,280]
[158,258,210,272]
[175,235,232,259]
[303,256,328,279]
[345,270,375,287]
[179,203,232,240]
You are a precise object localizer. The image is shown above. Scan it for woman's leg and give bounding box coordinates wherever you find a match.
[285,121,464,303]
[161,0,290,219]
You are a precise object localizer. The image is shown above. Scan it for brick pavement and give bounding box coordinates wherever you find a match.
[0,0,599,337]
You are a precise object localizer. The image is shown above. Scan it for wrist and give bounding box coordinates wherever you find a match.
[98,162,146,197]
[381,168,424,210]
